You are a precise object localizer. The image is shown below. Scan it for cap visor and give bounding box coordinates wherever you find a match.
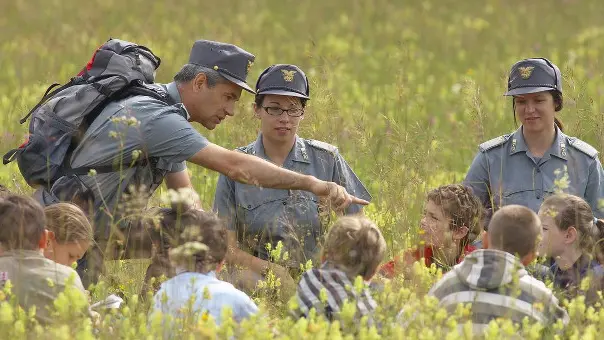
[504,86,553,96]
[221,73,256,94]
[257,89,310,99]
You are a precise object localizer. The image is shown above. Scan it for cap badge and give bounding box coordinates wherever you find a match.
[518,66,535,79]
[281,69,297,82]
[247,60,253,75]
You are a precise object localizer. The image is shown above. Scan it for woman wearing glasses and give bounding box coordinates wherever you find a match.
[464,58,604,240]
[213,64,371,296]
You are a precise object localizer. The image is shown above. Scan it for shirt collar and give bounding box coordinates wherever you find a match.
[165,82,190,121]
[253,133,311,164]
[1,249,44,258]
[509,126,568,160]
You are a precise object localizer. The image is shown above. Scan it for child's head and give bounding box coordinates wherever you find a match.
[0,194,48,252]
[420,184,483,251]
[43,203,93,266]
[161,208,228,274]
[486,204,542,265]
[537,194,604,261]
[322,216,387,281]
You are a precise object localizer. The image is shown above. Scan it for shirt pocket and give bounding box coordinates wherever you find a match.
[501,186,542,212]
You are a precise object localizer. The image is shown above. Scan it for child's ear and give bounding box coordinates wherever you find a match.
[39,230,53,250]
[565,226,578,244]
[216,259,226,273]
[521,251,536,266]
[452,225,469,241]
[482,231,490,249]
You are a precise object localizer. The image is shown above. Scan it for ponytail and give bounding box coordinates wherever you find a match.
[554,117,564,132]
[595,219,604,265]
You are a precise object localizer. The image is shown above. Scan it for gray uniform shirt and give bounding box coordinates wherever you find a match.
[212,134,372,268]
[464,126,604,222]
[43,82,209,237]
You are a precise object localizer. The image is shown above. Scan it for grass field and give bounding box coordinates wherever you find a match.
[2,0,604,338]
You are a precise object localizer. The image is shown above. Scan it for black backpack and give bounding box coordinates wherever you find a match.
[3,38,174,190]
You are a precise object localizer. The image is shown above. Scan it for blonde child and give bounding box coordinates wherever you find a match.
[43,203,94,267]
[291,216,386,326]
[537,193,604,305]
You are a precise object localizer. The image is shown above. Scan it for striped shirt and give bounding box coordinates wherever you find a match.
[428,249,569,334]
[291,262,377,326]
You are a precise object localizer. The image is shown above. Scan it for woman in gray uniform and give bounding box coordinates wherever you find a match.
[464,58,604,232]
[213,64,371,295]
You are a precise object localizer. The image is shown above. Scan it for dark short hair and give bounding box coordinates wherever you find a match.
[0,194,46,251]
[158,207,228,273]
[173,63,227,87]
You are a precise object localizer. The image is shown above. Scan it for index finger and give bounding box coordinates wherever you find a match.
[351,196,370,206]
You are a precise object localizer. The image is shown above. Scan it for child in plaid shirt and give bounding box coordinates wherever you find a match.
[291,215,386,327]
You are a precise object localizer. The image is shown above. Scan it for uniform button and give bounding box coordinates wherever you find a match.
[282,201,287,205]
[536,168,541,173]
[247,205,252,209]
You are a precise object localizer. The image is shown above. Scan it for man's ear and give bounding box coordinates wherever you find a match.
[192,72,208,92]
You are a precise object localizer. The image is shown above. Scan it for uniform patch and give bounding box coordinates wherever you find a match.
[479,134,510,152]
[518,66,535,79]
[282,70,297,82]
[568,138,598,158]
[306,139,338,154]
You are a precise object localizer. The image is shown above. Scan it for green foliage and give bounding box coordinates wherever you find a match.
[2,0,604,338]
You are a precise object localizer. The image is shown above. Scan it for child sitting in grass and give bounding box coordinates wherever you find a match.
[291,215,387,326]
[537,193,604,305]
[427,205,569,334]
[0,194,90,325]
[150,207,258,326]
[380,184,483,278]
[43,203,93,267]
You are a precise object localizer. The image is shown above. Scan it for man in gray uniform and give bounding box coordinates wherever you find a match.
[41,40,368,287]
[213,64,372,296]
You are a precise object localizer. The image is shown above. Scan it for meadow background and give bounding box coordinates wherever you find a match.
[2,0,604,338]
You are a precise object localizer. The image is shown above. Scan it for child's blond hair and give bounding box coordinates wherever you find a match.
[44,203,93,244]
[322,216,387,279]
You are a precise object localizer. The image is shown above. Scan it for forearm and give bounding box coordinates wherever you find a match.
[226,243,271,275]
[230,153,321,192]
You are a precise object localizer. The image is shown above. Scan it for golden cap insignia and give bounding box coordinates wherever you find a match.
[246,60,253,74]
[281,69,297,82]
[518,66,535,79]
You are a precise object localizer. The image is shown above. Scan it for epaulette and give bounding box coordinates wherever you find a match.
[306,139,339,155]
[478,134,511,152]
[568,137,598,158]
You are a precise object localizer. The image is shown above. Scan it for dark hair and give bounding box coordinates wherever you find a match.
[174,64,226,87]
[512,90,564,132]
[541,194,604,264]
[488,205,541,258]
[158,207,228,273]
[254,94,308,109]
[0,194,47,251]
[426,184,484,255]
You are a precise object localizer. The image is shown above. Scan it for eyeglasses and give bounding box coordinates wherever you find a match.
[262,106,304,117]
